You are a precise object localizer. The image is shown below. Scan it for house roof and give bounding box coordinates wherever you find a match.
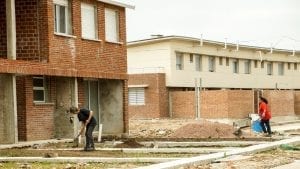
[127,35,299,54]
[97,0,135,9]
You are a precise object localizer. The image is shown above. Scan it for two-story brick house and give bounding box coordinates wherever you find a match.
[0,0,134,144]
[127,36,300,120]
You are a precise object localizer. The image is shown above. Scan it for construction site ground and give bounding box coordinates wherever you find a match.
[0,118,299,169]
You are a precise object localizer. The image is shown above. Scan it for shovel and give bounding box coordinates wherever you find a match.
[72,133,81,148]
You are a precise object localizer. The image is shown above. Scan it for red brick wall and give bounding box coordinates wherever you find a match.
[2,0,129,139]
[295,91,300,115]
[263,90,295,117]
[17,76,56,141]
[200,90,229,119]
[158,74,169,117]
[0,0,6,58]
[128,74,168,119]
[15,0,40,61]
[16,76,27,141]
[1,0,127,79]
[170,91,195,118]
[228,90,253,118]
[47,0,127,76]
[171,90,253,119]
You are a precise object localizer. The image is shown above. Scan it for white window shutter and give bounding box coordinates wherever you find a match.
[105,8,119,42]
[81,3,97,39]
[129,88,145,105]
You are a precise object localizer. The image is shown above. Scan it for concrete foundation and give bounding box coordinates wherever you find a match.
[99,79,124,134]
[54,77,76,138]
[0,74,17,143]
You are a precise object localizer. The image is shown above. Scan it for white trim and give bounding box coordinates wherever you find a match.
[97,0,135,9]
[54,0,68,6]
[54,32,76,38]
[128,85,149,88]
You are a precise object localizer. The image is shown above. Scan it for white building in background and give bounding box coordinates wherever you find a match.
[127,35,300,90]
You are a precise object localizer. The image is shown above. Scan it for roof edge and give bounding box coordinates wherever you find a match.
[127,35,299,53]
[97,0,135,9]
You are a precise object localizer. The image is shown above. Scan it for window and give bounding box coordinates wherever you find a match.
[54,0,71,34]
[233,59,239,73]
[278,62,284,75]
[208,56,215,72]
[129,88,145,105]
[105,8,119,42]
[267,62,273,75]
[287,63,291,70]
[226,57,229,66]
[244,60,251,74]
[195,54,202,71]
[176,52,184,70]
[294,63,298,70]
[33,77,45,102]
[261,61,264,68]
[219,57,223,65]
[189,54,193,63]
[81,3,97,39]
[254,60,258,68]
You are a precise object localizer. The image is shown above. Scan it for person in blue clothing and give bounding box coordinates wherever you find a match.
[69,106,97,151]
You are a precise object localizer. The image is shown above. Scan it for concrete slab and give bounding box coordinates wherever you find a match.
[271,123,300,132]
[0,139,72,150]
[139,141,268,148]
[135,136,300,169]
[216,155,252,162]
[271,160,300,169]
[30,147,235,154]
[0,157,180,163]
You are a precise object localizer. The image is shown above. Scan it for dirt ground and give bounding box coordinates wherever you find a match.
[184,148,300,169]
[0,119,299,169]
[129,119,254,139]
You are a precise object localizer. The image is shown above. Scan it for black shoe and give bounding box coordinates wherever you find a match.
[84,147,95,151]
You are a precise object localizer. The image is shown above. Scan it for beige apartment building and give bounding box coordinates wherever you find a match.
[127,35,300,120]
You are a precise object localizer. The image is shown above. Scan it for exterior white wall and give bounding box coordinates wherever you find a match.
[127,41,172,84]
[128,38,300,89]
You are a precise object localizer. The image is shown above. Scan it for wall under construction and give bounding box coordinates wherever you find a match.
[153,90,298,119]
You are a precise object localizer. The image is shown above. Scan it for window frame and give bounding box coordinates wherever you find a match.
[195,54,202,72]
[33,76,46,103]
[54,0,72,35]
[176,52,184,70]
[81,3,98,40]
[226,57,229,66]
[105,8,120,43]
[244,60,251,74]
[278,62,284,76]
[267,62,273,75]
[208,56,215,72]
[189,54,193,63]
[128,87,145,106]
[233,59,239,74]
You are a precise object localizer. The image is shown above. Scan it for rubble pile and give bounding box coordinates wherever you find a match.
[129,119,241,138]
[170,121,236,138]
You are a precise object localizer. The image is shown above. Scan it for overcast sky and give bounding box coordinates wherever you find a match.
[120,0,300,50]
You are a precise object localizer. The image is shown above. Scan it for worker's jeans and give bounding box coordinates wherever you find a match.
[260,119,271,135]
[85,123,96,149]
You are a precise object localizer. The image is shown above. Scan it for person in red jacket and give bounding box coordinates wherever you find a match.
[259,96,272,137]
